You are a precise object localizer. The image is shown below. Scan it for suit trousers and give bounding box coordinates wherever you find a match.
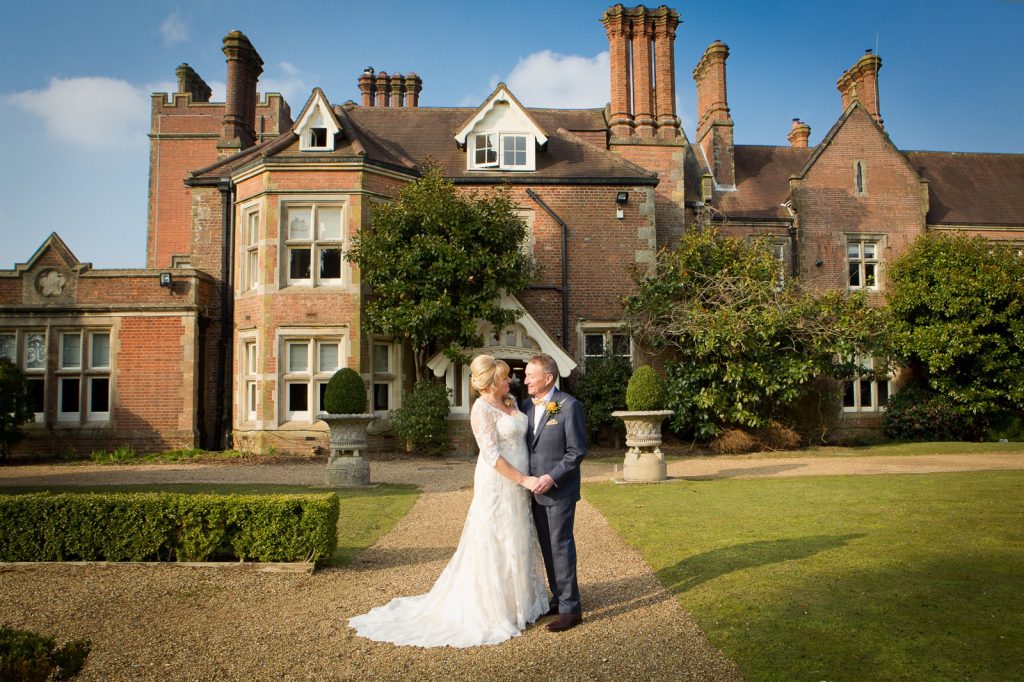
[531,497,581,614]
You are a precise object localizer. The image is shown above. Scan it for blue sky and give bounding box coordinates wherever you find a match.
[2,0,1022,269]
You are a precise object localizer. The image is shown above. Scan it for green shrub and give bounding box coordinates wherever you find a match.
[882,385,987,442]
[89,444,136,463]
[625,365,667,411]
[391,381,451,455]
[574,352,632,444]
[323,368,367,414]
[0,492,338,563]
[987,412,1024,442]
[0,627,90,682]
[0,358,34,460]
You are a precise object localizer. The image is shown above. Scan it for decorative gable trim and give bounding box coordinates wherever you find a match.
[15,233,90,275]
[293,88,342,152]
[454,83,548,147]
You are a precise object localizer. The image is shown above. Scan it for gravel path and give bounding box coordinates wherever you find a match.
[2,451,1021,680]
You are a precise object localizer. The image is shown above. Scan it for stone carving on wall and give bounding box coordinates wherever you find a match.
[36,269,67,298]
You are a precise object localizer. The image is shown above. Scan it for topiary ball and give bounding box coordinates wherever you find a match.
[625,364,666,411]
[323,368,367,414]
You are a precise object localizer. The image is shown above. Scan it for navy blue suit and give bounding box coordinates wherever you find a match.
[521,389,587,614]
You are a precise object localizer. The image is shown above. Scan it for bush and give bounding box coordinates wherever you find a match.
[323,368,367,414]
[626,365,667,411]
[90,444,136,463]
[575,353,632,444]
[753,421,802,450]
[0,627,91,682]
[391,381,451,455]
[987,412,1024,442]
[882,385,987,442]
[0,492,339,563]
[0,358,34,460]
[710,428,758,455]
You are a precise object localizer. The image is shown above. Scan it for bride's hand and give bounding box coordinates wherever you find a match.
[520,475,539,490]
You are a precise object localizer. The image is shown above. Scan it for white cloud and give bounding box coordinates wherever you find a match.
[160,12,188,46]
[6,77,150,151]
[260,61,313,104]
[504,50,609,108]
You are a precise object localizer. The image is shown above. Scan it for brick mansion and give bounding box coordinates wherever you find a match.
[2,4,1022,455]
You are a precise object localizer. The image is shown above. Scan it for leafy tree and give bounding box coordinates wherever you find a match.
[887,233,1024,414]
[623,227,890,440]
[0,358,34,460]
[573,352,632,445]
[346,165,537,380]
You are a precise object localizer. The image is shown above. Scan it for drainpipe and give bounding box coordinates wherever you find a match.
[525,189,569,350]
[214,179,235,449]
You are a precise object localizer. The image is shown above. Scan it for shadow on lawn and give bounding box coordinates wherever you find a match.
[657,534,865,593]
[682,463,808,480]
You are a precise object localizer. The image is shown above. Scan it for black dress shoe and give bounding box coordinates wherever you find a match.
[546,612,582,632]
[544,601,559,617]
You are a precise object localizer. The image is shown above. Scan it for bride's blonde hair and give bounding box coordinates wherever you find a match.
[470,355,515,407]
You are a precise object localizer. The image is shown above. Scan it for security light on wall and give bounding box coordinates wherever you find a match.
[159,272,173,287]
[615,191,628,220]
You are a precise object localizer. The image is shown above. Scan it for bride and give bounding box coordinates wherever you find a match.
[348,355,549,647]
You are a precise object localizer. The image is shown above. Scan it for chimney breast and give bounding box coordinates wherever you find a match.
[219,30,264,153]
[693,40,735,186]
[175,63,212,102]
[837,50,883,128]
[787,118,811,148]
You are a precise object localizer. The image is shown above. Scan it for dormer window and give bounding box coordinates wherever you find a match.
[455,83,548,173]
[309,127,328,148]
[470,132,532,170]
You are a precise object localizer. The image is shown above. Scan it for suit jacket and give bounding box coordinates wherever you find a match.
[520,389,587,506]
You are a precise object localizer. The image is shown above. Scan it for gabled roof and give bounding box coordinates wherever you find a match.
[710,146,811,221]
[15,233,91,274]
[453,83,548,147]
[292,88,342,149]
[906,151,1024,226]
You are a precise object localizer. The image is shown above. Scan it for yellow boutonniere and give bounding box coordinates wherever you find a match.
[546,400,564,417]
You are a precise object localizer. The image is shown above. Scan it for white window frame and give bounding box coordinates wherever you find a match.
[470,131,535,171]
[241,207,260,292]
[240,337,258,423]
[847,238,881,291]
[843,356,892,413]
[771,240,787,291]
[279,335,346,423]
[282,201,346,288]
[55,330,111,424]
[86,331,111,421]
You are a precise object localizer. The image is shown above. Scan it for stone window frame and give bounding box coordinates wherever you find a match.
[1,329,46,423]
[240,203,260,293]
[280,198,347,289]
[277,330,348,424]
[56,329,111,425]
[854,159,868,196]
[578,322,633,367]
[371,338,401,415]
[843,356,892,413]
[845,234,884,291]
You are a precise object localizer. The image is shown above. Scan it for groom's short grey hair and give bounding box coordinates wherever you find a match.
[528,353,558,379]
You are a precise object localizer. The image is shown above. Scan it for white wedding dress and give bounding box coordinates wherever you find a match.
[348,399,548,647]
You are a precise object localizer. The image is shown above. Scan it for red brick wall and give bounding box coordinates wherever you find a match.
[612,143,688,245]
[791,106,928,298]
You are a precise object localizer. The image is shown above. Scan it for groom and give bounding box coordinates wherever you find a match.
[522,353,587,632]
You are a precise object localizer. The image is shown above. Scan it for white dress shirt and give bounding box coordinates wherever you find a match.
[533,388,555,432]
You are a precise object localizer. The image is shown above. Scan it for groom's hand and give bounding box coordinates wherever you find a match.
[532,474,555,494]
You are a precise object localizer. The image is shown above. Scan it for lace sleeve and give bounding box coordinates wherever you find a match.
[470,401,502,467]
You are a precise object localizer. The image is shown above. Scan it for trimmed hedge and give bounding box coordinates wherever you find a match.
[0,492,338,563]
[0,627,90,682]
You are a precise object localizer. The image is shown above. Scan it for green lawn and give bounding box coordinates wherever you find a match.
[585,471,1024,682]
[0,483,418,568]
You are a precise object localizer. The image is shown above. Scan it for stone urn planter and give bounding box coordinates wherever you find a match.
[318,413,379,487]
[611,410,674,482]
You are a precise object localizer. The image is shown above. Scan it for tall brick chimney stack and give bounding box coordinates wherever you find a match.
[175,63,212,102]
[358,68,376,106]
[219,31,264,155]
[404,73,422,107]
[693,40,735,186]
[837,49,883,128]
[601,4,681,141]
[356,70,422,107]
[787,118,811,148]
[375,71,391,107]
